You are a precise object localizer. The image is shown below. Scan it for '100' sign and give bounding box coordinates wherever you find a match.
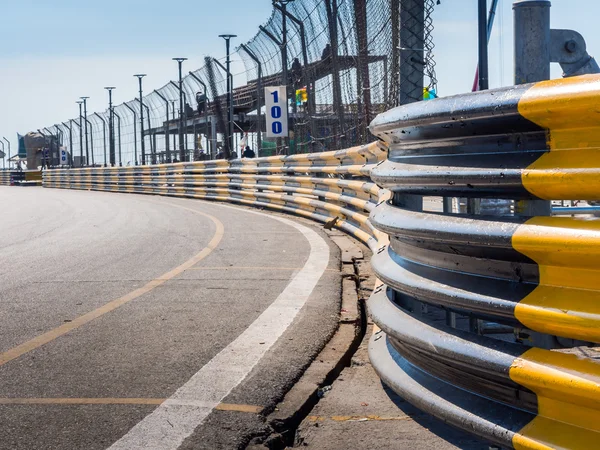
[265,86,289,138]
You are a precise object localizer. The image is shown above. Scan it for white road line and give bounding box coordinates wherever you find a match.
[108,212,330,450]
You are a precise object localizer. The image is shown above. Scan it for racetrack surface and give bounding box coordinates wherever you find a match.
[0,187,341,449]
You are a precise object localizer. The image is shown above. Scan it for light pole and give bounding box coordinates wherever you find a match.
[172,58,188,161]
[80,96,89,165]
[105,87,116,166]
[2,137,9,170]
[219,34,236,156]
[134,74,146,165]
[76,100,84,167]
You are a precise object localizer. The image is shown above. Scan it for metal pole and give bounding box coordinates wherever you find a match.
[123,103,138,165]
[105,87,116,166]
[134,74,147,165]
[154,90,171,163]
[478,0,490,90]
[93,113,107,167]
[396,0,424,216]
[0,141,4,169]
[324,0,344,148]
[43,127,56,166]
[137,100,154,164]
[514,0,551,216]
[81,96,89,165]
[113,110,122,166]
[172,58,188,161]
[514,0,551,85]
[77,101,84,167]
[219,35,237,156]
[237,46,263,155]
[212,57,236,157]
[83,118,95,166]
[62,122,73,167]
[472,0,500,91]
[188,72,211,158]
[171,100,177,153]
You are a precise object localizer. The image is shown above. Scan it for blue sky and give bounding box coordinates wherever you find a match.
[0,0,597,154]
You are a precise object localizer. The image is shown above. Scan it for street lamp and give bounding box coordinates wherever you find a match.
[172,58,188,162]
[76,100,84,167]
[80,96,90,165]
[219,34,237,156]
[2,137,10,170]
[134,74,146,165]
[105,87,116,166]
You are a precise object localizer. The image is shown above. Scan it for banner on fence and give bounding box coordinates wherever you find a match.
[265,86,289,138]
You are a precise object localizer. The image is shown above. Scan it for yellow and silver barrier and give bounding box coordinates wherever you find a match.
[43,142,388,250]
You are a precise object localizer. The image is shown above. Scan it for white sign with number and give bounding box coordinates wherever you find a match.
[265,86,289,138]
[60,149,69,165]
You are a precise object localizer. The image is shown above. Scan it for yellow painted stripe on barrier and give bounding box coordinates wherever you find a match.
[510,348,600,450]
[512,216,600,342]
[518,74,600,200]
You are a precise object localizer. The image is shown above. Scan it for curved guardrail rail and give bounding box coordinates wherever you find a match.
[43,142,388,250]
[368,74,600,449]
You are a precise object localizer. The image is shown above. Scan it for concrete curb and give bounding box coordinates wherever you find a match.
[246,230,372,449]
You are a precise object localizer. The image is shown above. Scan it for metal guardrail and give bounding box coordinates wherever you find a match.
[0,170,43,186]
[42,142,388,250]
[367,74,600,449]
[0,170,10,186]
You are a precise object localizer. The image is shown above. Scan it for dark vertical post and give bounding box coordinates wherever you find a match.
[219,35,237,156]
[237,46,263,155]
[77,101,84,166]
[93,113,107,167]
[399,0,425,105]
[354,0,372,140]
[81,97,89,165]
[478,0,489,90]
[123,103,138,165]
[391,0,400,106]
[171,100,177,152]
[188,72,211,158]
[62,122,73,167]
[324,0,344,149]
[172,58,188,161]
[395,0,424,229]
[105,87,116,166]
[83,118,95,166]
[153,90,171,162]
[113,111,122,166]
[134,74,147,165]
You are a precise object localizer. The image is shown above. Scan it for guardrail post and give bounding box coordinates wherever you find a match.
[514,0,552,217]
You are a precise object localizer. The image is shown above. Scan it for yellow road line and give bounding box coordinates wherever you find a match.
[306,415,413,422]
[0,204,225,368]
[0,398,262,413]
[187,266,338,272]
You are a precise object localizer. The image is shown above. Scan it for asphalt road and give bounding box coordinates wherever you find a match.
[0,187,341,449]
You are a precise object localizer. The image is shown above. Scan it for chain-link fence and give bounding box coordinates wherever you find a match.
[38,0,437,167]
